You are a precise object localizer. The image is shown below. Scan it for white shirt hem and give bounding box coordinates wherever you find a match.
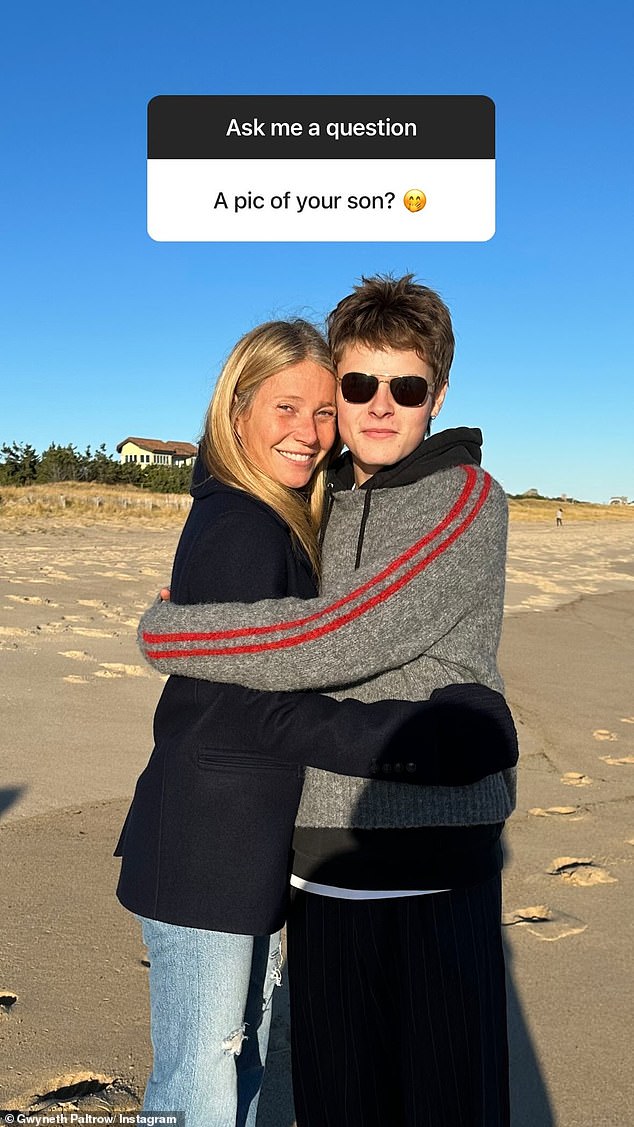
[290,875,450,900]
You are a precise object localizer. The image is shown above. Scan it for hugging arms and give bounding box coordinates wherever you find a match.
[138,463,518,786]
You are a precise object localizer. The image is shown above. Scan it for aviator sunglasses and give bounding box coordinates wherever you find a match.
[338,371,431,408]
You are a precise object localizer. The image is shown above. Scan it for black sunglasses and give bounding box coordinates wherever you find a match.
[338,371,430,408]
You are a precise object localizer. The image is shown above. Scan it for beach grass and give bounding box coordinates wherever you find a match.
[0,481,191,527]
[507,497,634,522]
[1,480,633,528]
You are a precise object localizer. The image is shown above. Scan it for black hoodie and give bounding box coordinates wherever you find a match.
[325,427,483,569]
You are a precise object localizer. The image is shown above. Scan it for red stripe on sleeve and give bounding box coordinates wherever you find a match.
[146,471,491,661]
[143,465,480,646]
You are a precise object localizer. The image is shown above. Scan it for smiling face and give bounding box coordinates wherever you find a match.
[234,360,337,489]
[336,344,447,486]
[403,188,426,213]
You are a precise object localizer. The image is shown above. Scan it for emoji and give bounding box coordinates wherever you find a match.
[403,189,426,213]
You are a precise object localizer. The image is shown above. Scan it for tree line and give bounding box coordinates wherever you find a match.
[0,442,193,494]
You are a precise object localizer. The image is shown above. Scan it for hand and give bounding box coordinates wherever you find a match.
[159,587,171,601]
[429,683,519,770]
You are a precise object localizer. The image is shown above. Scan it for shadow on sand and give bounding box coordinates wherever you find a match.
[505,935,556,1126]
[0,786,25,821]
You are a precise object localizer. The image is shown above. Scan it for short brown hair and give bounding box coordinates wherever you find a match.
[327,274,455,389]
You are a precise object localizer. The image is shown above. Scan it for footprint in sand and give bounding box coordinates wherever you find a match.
[63,675,90,684]
[0,625,31,636]
[502,905,587,941]
[34,621,70,635]
[599,755,634,766]
[77,600,127,622]
[0,991,18,1010]
[69,627,118,638]
[620,717,634,725]
[25,1073,117,1113]
[528,806,584,820]
[6,595,59,607]
[547,857,617,886]
[59,650,96,662]
[94,571,137,582]
[8,577,52,585]
[593,729,618,742]
[561,772,593,787]
[97,662,154,679]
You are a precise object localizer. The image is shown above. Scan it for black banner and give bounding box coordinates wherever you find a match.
[148,95,495,160]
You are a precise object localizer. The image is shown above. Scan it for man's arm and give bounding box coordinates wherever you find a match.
[140,469,507,693]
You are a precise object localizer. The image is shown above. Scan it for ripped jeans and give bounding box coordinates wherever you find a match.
[138,916,282,1127]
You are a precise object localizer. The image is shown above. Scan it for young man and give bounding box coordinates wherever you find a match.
[140,276,515,1127]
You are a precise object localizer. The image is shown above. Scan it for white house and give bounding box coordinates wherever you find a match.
[116,437,198,467]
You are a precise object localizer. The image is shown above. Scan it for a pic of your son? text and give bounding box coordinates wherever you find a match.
[147,95,495,242]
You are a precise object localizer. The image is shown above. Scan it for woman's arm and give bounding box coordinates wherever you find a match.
[140,471,507,692]
[238,681,519,785]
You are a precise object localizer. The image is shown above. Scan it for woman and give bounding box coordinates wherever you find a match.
[115,319,493,1126]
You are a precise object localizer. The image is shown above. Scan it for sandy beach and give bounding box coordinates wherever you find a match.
[1,514,633,1125]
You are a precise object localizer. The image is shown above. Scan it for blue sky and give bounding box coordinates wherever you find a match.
[2,1,632,502]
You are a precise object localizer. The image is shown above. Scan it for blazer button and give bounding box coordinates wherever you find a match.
[393,762,403,774]
[381,763,392,775]
[405,762,417,773]
[369,758,379,776]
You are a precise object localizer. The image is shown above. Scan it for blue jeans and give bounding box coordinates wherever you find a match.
[138,916,283,1127]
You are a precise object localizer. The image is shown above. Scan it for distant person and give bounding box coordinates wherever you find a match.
[117,316,516,1126]
[140,275,518,1127]
[556,507,564,526]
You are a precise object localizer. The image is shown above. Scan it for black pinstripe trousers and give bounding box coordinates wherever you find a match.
[287,876,509,1127]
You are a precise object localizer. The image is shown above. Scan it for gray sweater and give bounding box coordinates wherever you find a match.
[139,461,516,830]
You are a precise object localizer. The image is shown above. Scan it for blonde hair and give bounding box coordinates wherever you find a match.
[201,320,337,577]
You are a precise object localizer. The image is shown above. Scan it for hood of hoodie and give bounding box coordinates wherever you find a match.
[188,449,298,538]
[189,449,217,499]
[328,427,482,493]
[188,449,255,505]
[323,427,483,569]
